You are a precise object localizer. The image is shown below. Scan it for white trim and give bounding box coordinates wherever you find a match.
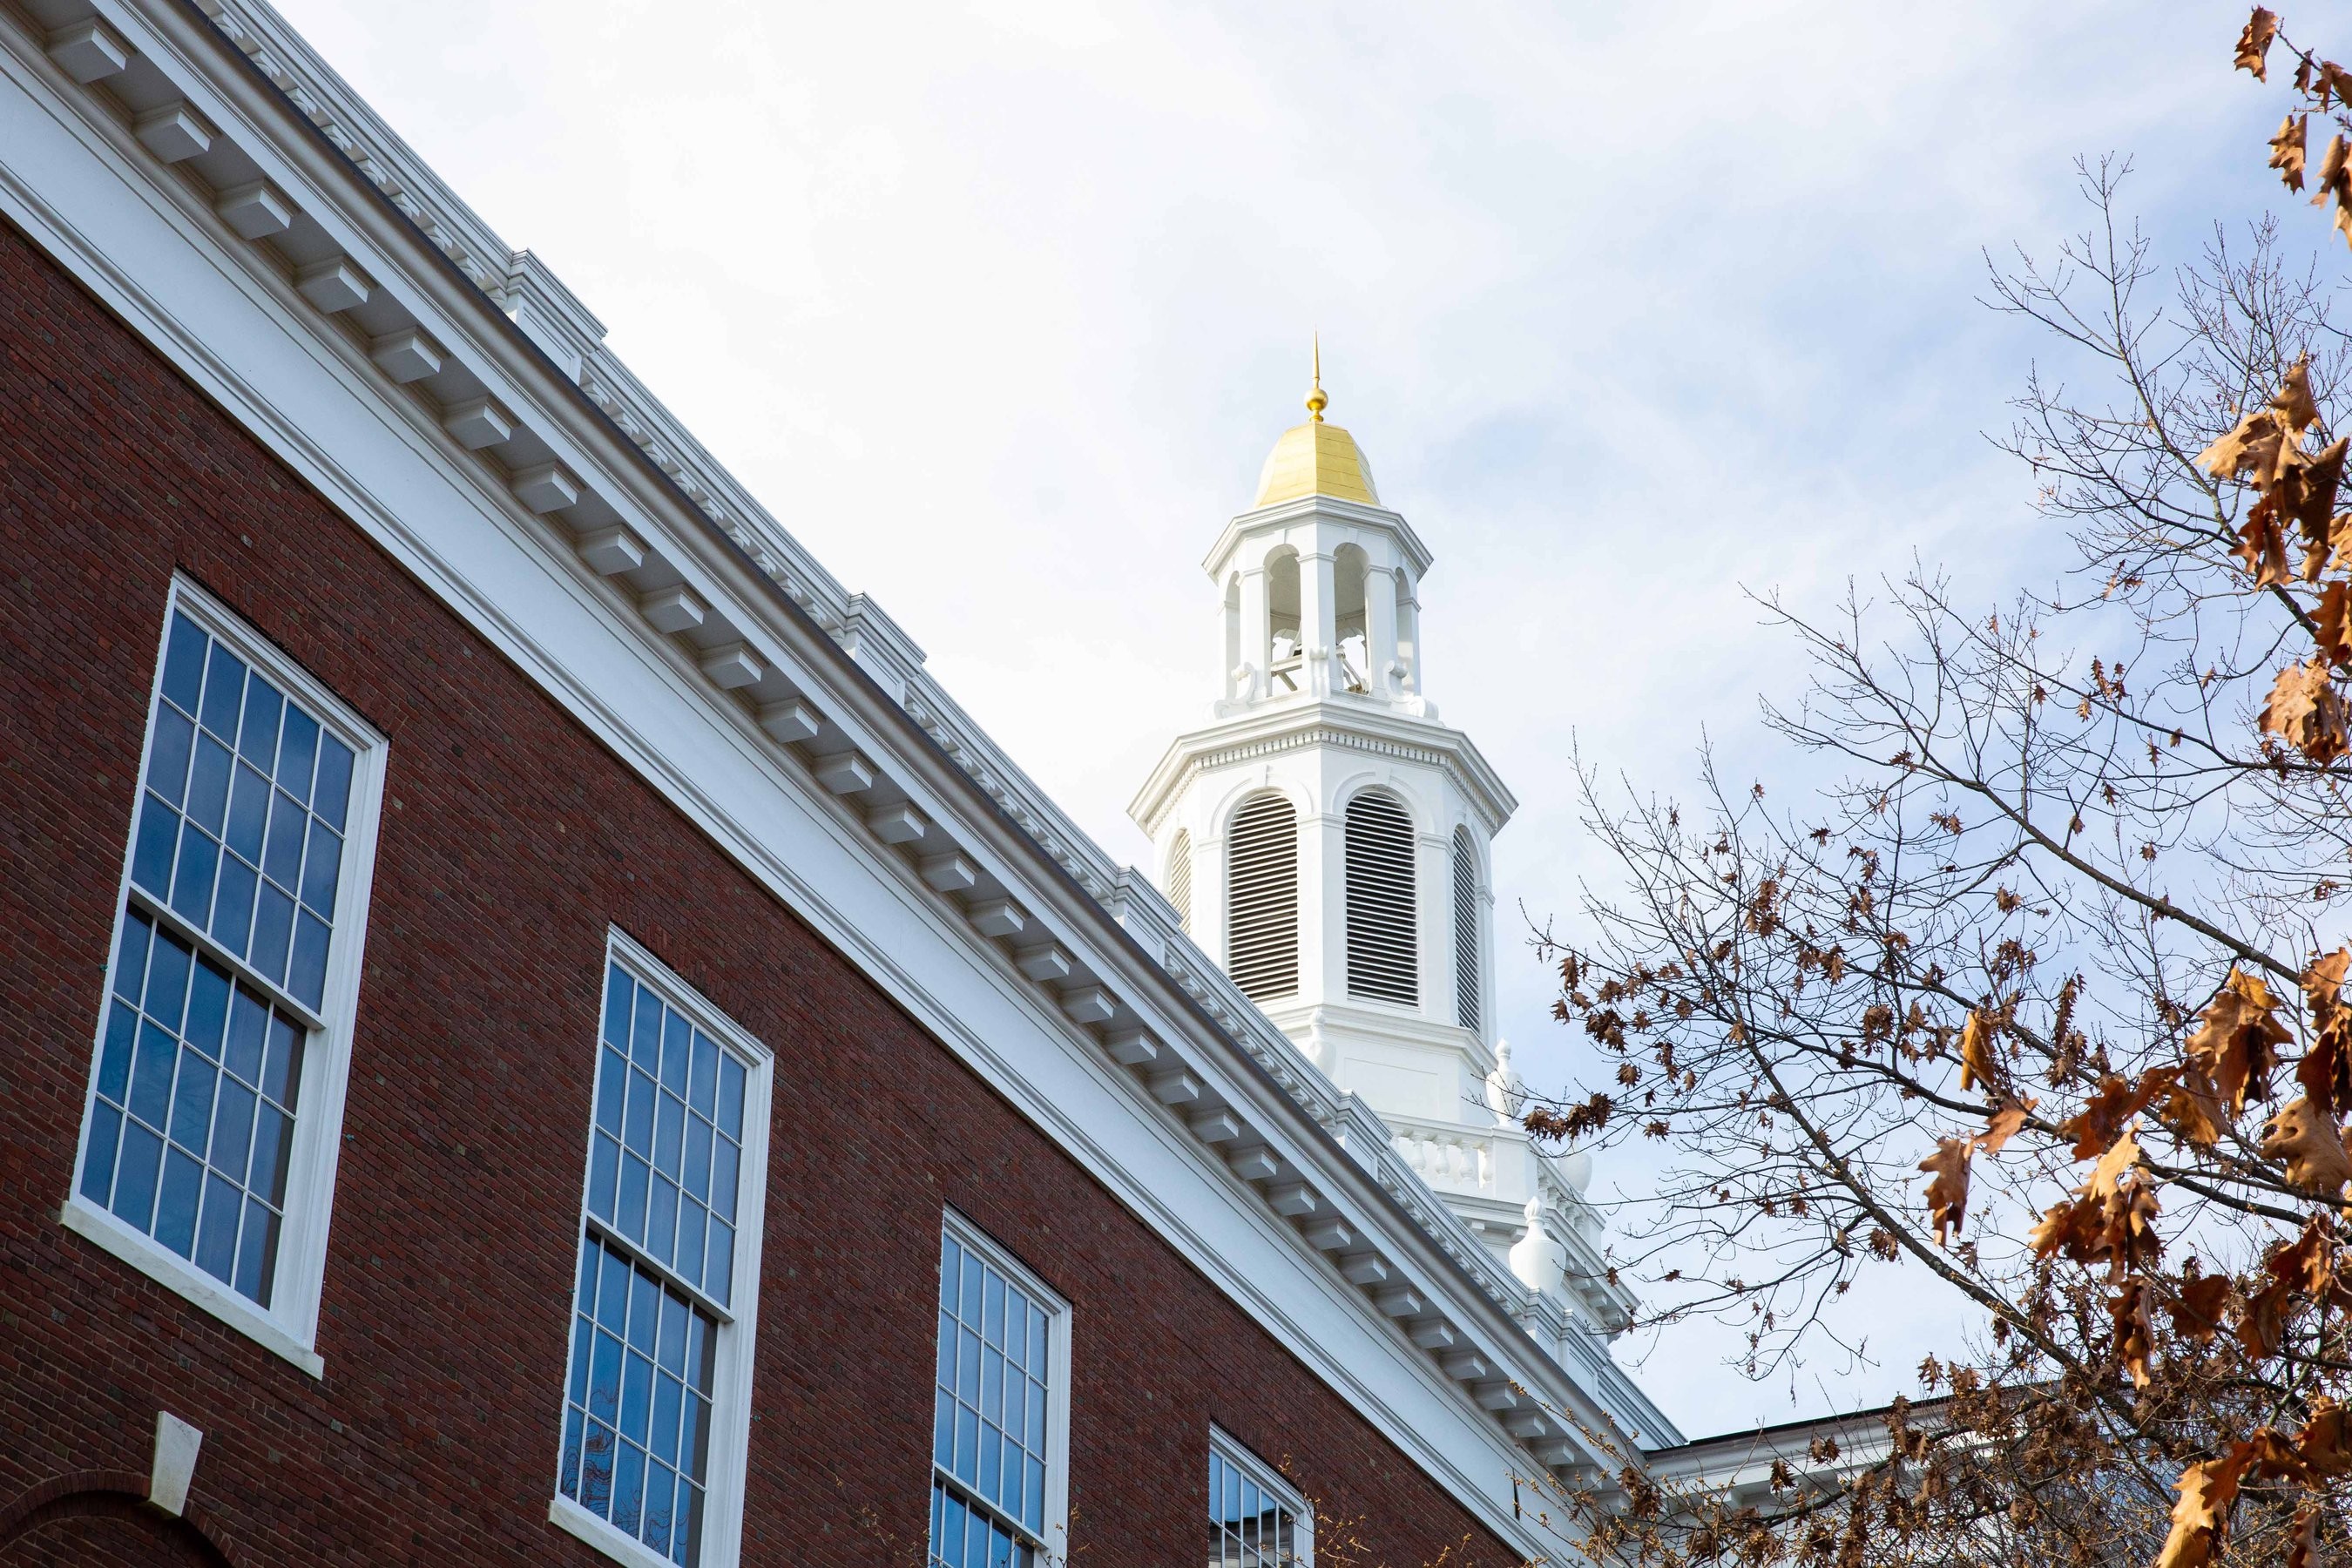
[548,929,774,1568]
[61,575,386,1376]
[550,1494,681,1568]
[936,1207,1073,1564]
[1209,1425,1314,1567]
[58,1196,324,1375]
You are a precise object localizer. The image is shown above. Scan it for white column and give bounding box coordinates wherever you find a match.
[1394,565,1422,695]
[1220,580,1241,701]
[1301,551,1336,698]
[1364,562,1399,700]
[1237,568,1269,701]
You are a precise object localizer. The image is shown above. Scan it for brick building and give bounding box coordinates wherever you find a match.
[0,2,1697,1564]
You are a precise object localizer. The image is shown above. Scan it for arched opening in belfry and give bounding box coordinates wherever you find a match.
[1392,565,1419,694]
[1344,789,1419,1006]
[1333,544,1370,695]
[1452,825,1482,1032]
[1227,793,1300,1000]
[1265,547,1301,694]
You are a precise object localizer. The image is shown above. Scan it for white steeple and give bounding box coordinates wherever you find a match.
[1130,359,1632,1332]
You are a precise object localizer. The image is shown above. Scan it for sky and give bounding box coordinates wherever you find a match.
[268,0,2323,1438]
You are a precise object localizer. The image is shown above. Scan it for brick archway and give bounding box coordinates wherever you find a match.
[0,1474,234,1567]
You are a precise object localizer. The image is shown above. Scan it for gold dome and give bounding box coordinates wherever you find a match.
[1254,418,1380,507]
[1252,343,1380,507]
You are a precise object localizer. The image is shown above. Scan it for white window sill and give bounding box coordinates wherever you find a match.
[59,1194,325,1378]
[549,1494,694,1568]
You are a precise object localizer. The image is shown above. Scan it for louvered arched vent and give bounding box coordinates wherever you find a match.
[1227,794,1299,1000]
[1167,829,1193,934]
[1453,826,1481,1031]
[1345,791,1418,1006]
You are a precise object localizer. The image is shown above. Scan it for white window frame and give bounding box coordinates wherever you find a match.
[548,926,774,1568]
[60,574,388,1377]
[932,1207,1073,1565]
[1209,1427,1314,1567]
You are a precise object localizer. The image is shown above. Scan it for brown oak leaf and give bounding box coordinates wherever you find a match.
[2236,504,2293,587]
[2301,947,2352,1113]
[2031,1128,2163,1282]
[2238,1217,2346,1357]
[2285,436,2351,574]
[2200,408,2292,488]
[2288,1506,2322,1568]
[1977,1097,2036,1156]
[1919,1136,1970,1247]
[1958,1009,2000,1094]
[2158,1067,2228,1149]
[2157,1450,2245,1568]
[2235,8,2280,80]
[2316,134,2352,211]
[2169,1269,2233,1343]
[2258,1095,2352,1193]
[2274,355,2325,436]
[2062,1071,2167,1160]
[2108,1276,2156,1388]
[2316,581,2352,667]
[2301,1396,2352,1474]
[2187,967,2293,1112]
[2274,112,2311,191]
[2260,658,2350,763]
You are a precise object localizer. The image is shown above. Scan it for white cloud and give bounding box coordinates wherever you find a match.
[274,0,2298,1436]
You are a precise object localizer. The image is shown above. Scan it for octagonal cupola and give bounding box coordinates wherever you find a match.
[1207,358,1436,720]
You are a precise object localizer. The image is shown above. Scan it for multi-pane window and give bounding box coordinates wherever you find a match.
[558,952,760,1567]
[1207,1436,1310,1568]
[71,589,380,1346]
[79,912,306,1304]
[127,606,358,1011]
[929,1222,1065,1568]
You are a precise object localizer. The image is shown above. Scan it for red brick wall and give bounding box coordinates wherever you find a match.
[0,214,1521,1568]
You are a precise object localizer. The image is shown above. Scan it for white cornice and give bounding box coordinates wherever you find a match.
[1203,491,1436,582]
[1129,699,1521,837]
[0,2,1682,1542]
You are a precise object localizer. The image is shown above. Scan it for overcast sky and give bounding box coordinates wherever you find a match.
[270,0,2312,1437]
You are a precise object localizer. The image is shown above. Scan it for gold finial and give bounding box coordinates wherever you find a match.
[1305,333,1328,422]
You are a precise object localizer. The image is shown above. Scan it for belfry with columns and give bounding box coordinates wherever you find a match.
[1131,360,1634,1332]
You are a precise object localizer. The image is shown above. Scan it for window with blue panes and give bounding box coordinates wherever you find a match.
[929,1225,1064,1568]
[76,594,375,1319]
[559,956,753,1566]
[1208,1435,1310,1567]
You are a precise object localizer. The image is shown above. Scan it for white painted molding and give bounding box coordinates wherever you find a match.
[510,461,580,514]
[45,19,128,84]
[132,104,210,162]
[368,328,442,383]
[291,254,367,312]
[442,395,514,450]
[149,1411,203,1516]
[213,178,290,239]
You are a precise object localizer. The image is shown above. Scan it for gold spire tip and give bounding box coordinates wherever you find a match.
[1305,333,1327,422]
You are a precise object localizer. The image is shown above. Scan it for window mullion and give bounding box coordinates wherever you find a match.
[125,881,327,1031]
[932,1465,1045,1549]
[583,1213,735,1326]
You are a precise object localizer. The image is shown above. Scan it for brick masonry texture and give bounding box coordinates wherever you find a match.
[0,213,1522,1567]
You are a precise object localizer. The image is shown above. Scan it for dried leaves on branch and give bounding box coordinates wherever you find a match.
[1513,16,2352,1566]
